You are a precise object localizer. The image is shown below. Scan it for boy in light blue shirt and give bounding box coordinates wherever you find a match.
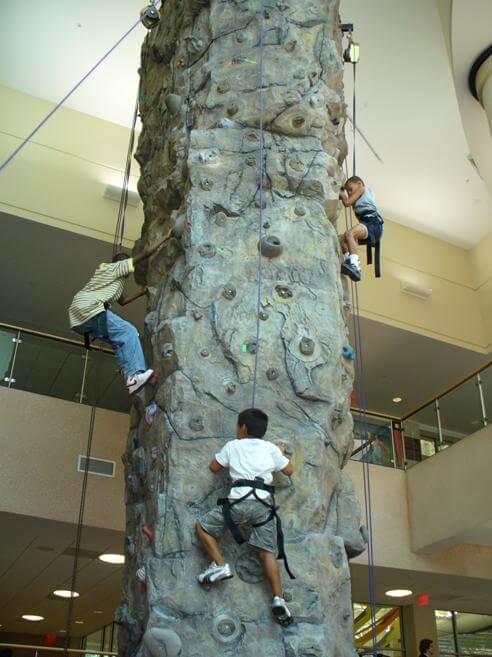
[339,175,384,281]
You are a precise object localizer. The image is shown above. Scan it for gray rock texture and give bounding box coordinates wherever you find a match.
[117,1,366,655]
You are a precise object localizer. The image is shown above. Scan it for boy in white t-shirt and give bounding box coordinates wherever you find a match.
[195,408,294,626]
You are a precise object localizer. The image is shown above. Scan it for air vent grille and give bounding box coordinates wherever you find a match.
[77,455,115,478]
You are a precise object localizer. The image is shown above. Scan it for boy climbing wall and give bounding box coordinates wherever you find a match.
[68,231,171,395]
[338,175,384,282]
[195,408,294,626]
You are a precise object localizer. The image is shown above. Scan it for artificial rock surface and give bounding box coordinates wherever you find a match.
[117,1,366,655]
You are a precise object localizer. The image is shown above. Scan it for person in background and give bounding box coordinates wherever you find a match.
[419,638,436,657]
[69,231,171,395]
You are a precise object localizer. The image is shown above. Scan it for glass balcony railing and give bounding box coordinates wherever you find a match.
[403,361,491,468]
[0,323,130,414]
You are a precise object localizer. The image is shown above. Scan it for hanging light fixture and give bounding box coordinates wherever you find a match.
[140,4,160,30]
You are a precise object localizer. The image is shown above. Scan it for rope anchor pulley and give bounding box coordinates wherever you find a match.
[341,23,360,64]
[140,4,160,29]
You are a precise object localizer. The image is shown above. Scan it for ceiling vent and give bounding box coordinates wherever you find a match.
[77,455,115,478]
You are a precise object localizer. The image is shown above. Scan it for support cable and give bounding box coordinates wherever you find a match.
[0,8,159,175]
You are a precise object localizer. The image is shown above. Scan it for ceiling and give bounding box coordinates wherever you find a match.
[1,211,489,419]
[1,511,491,641]
[0,0,490,247]
[0,512,124,637]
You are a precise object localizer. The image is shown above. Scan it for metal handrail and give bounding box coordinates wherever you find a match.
[0,643,117,656]
[0,321,113,354]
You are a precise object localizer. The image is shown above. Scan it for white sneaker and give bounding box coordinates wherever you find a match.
[136,566,146,582]
[272,596,293,626]
[126,369,155,395]
[197,561,233,585]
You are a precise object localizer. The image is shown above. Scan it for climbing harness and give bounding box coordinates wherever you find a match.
[359,215,383,278]
[217,478,295,580]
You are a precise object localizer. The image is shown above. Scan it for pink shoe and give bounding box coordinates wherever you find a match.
[126,369,155,395]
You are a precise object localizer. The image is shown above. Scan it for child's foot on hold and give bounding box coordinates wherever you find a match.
[341,255,361,282]
[127,369,155,395]
[272,596,293,626]
[197,561,233,585]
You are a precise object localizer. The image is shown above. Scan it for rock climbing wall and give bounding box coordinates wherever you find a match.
[117,1,366,656]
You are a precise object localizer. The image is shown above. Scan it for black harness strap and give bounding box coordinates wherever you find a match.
[360,216,382,279]
[217,478,295,579]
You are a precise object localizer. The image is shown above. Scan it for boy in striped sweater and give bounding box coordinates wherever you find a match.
[69,232,171,395]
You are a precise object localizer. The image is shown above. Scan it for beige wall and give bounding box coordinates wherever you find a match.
[347,459,492,581]
[469,232,492,352]
[406,424,492,553]
[0,85,143,245]
[402,605,439,657]
[0,387,127,531]
[355,218,490,353]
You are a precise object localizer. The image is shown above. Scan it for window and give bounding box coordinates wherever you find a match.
[354,602,404,654]
[435,610,492,657]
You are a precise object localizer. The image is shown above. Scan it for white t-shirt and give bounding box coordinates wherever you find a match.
[215,438,289,500]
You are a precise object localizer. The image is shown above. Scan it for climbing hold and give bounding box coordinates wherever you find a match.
[259,235,283,258]
[225,381,236,394]
[217,81,231,94]
[140,4,160,29]
[263,221,271,230]
[331,405,344,427]
[142,524,154,543]
[245,155,256,167]
[242,342,257,354]
[162,343,174,359]
[259,310,269,321]
[222,284,236,300]
[227,103,239,117]
[360,525,369,543]
[200,349,210,357]
[285,40,297,53]
[294,204,306,216]
[192,310,203,320]
[275,285,293,299]
[332,117,341,126]
[145,402,157,428]
[189,417,204,431]
[136,566,146,582]
[266,368,279,381]
[200,178,214,191]
[198,243,216,258]
[215,212,227,226]
[212,613,242,644]
[299,337,315,355]
[165,94,182,115]
[143,628,182,657]
[342,345,355,361]
[292,116,305,128]
[284,90,301,106]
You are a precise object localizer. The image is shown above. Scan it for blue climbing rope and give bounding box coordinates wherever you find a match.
[0,8,159,175]
[251,0,266,408]
[344,57,378,656]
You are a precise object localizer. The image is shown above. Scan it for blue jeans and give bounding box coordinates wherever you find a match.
[73,310,147,377]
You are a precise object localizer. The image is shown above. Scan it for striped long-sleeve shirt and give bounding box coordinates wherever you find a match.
[68,259,134,328]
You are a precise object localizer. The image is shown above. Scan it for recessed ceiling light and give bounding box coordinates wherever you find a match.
[22,614,45,622]
[392,396,403,403]
[385,589,412,598]
[93,611,103,615]
[53,590,79,599]
[75,621,84,625]
[435,610,453,619]
[98,553,125,564]
[59,630,66,633]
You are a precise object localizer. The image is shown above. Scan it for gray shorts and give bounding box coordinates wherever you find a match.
[198,499,277,553]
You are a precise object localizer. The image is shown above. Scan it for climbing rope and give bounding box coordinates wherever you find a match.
[62,406,96,657]
[113,95,140,256]
[251,0,266,408]
[0,5,161,176]
[343,55,378,656]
